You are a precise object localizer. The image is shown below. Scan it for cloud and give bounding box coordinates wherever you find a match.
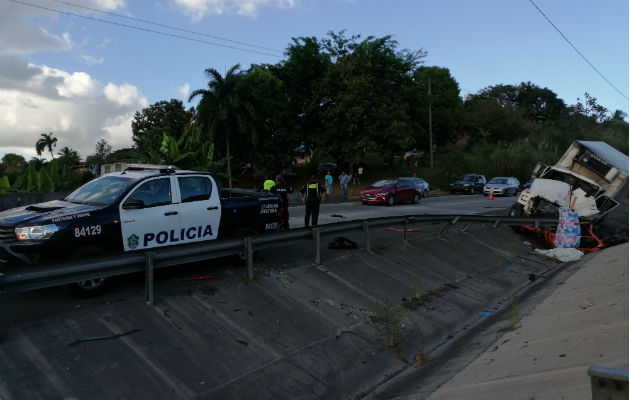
[178,83,191,99]
[0,58,147,161]
[172,0,297,20]
[80,55,105,66]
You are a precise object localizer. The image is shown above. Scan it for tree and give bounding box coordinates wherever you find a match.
[189,65,257,188]
[57,146,81,166]
[0,153,27,180]
[85,139,112,165]
[314,32,424,168]
[131,99,194,156]
[412,66,463,152]
[35,132,58,159]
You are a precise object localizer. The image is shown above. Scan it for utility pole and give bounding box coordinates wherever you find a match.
[428,78,433,169]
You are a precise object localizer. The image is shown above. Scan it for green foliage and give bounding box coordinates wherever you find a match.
[0,176,10,193]
[132,99,194,155]
[370,297,404,348]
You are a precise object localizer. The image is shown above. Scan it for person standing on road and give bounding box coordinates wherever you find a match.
[299,175,325,228]
[338,171,350,198]
[324,171,333,195]
[270,174,293,230]
[357,165,363,184]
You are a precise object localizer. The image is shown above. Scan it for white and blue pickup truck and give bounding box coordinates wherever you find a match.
[0,164,284,295]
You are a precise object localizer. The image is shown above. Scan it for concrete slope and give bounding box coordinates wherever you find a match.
[424,242,629,400]
[0,223,568,399]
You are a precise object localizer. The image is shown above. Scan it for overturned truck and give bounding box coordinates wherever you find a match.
[509,140,628,248]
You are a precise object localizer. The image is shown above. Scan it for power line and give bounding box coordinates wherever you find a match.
[8,0,283,58]
[47,0,284,54]
[528,0,628,101]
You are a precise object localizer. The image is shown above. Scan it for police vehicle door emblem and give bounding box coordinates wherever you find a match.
[128,234,139,249]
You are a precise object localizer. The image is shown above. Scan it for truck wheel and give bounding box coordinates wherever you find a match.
[412,193,420,204]
[508,203,524,233]
[467,187,475,195]
[387,195,395,206]
[68,246,109,298]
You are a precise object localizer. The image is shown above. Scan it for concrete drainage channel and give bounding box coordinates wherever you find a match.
[0,222,567,399]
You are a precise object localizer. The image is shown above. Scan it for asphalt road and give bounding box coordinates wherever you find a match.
[288,193,518,228]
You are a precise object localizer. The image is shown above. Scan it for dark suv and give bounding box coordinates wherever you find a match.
[450,174,487,194]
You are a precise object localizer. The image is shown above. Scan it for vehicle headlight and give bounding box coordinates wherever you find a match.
[463,184,470,187]
[15,224,60,240]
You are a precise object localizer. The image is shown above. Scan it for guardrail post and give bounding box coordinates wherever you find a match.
[363,220,372,254]
[402,217,409,244]
[313,227,321,264]
[439,216,460,236]
[144,251,155,306]
[244,236,254,280]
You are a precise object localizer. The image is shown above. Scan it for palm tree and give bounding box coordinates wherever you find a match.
[189,65,256,188]
[35,132,58,159]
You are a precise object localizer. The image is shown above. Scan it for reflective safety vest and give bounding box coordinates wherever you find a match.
[306,183,319,200]
[263,179,275,191]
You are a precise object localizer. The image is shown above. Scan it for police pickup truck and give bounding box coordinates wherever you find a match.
[0,164,284,295]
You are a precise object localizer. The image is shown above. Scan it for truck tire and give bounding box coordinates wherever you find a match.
[467,187,475,195]
[387,195,395,206]
[68,246,109,298]
[508,203,524,233]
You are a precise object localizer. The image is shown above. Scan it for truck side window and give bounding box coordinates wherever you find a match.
[179,176,212,203]
[132,178,172,207]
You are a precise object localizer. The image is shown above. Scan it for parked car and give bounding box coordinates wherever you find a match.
[483,177,521,196]
[523,178,534,189]
[450,174,487,194]
[399,177,429,198]
[317,163,337,173]
[360,178,421,206]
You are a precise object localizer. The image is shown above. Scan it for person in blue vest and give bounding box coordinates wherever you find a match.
[298,175,326,228]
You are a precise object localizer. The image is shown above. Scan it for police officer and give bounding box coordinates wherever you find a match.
[270,174,293,230]
[299,175,326,228]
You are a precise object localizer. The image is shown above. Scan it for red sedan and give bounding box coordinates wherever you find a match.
[360,178,420,206]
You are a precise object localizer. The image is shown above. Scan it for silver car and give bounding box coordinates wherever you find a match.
[399,177,430,198]
[483,177,520,196]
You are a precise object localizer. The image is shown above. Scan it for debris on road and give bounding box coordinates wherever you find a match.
[328,237,358,249]
[68,328,142,346]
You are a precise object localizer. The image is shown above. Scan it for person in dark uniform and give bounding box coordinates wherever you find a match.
[270,174,293,230]
[299,175,326,228]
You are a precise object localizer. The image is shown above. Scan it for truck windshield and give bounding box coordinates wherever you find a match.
[65,176,137,206]
[545,170,599,196]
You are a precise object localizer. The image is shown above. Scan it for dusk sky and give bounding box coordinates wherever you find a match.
[1,0,627,161]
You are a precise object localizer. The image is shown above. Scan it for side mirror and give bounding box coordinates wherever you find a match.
[123,198,144,210]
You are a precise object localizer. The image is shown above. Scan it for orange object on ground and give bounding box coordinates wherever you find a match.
[522,222,604,252]
[386,228,419,232]
[488,190,494,200]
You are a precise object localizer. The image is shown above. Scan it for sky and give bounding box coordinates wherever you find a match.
[0,0,628,162]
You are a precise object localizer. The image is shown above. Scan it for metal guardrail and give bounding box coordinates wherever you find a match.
[0,214,558,299]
